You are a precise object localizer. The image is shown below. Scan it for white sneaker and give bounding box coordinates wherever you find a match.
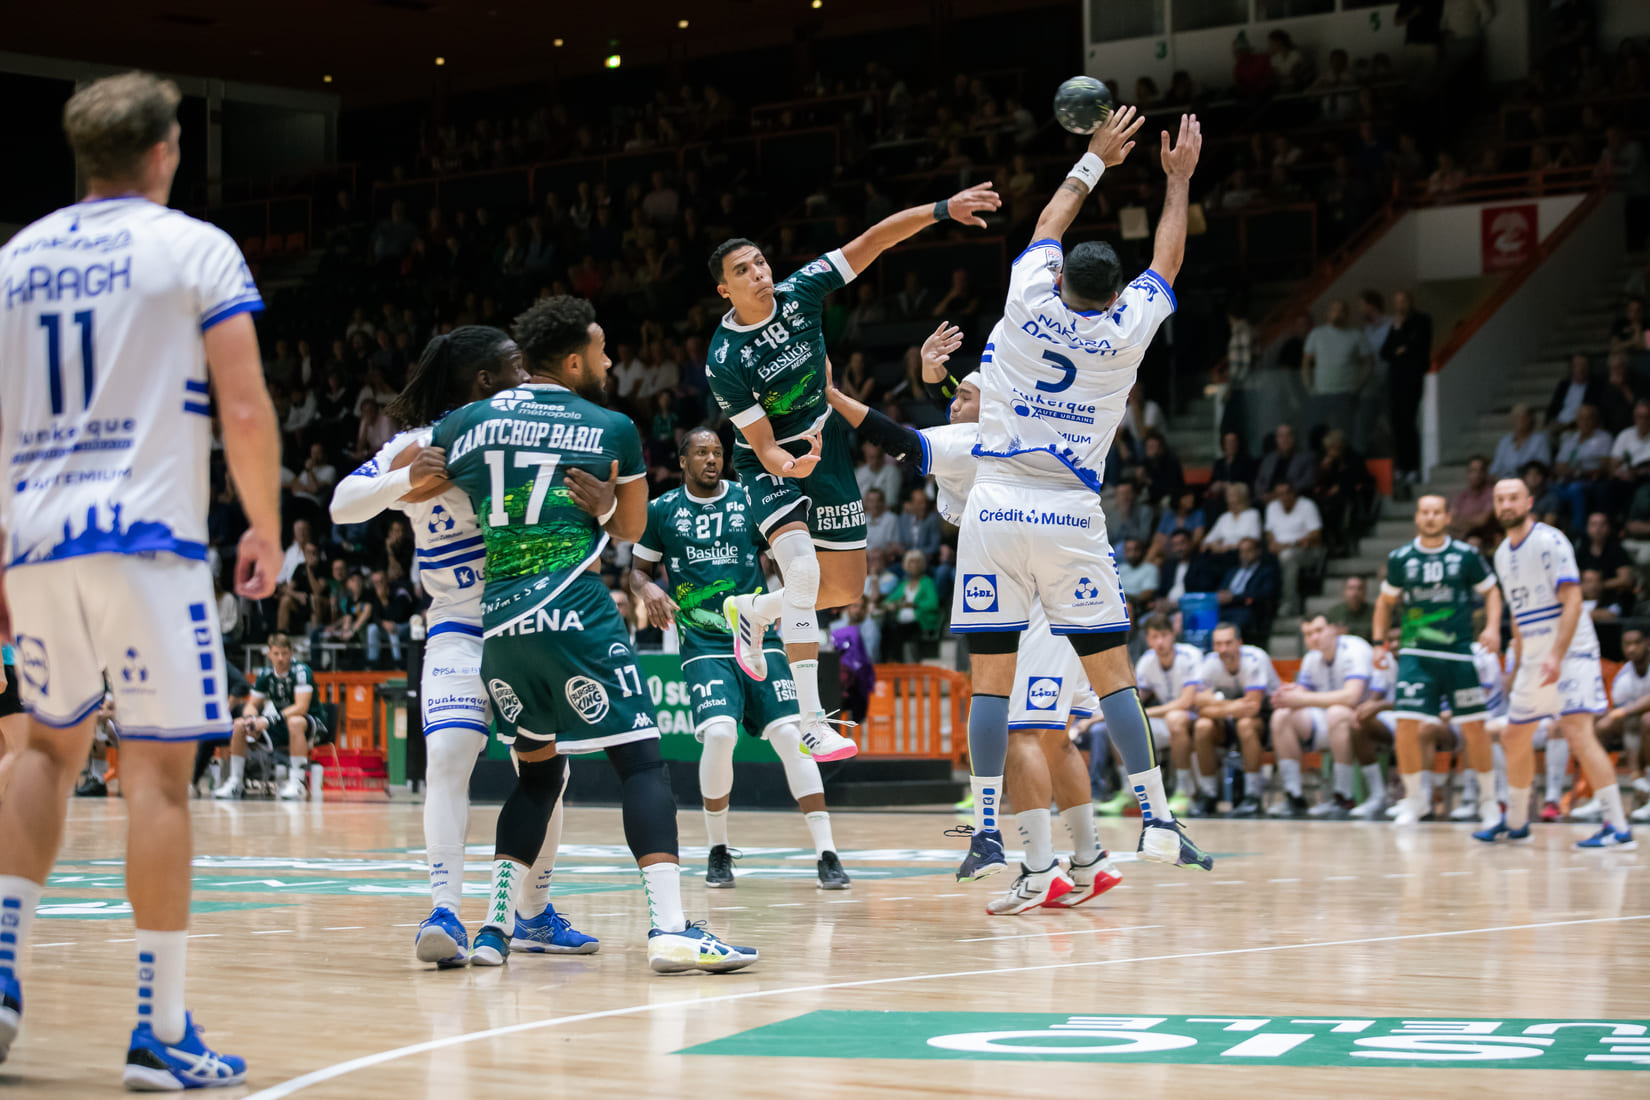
[1448,803,1479,822]
[798,712,858,762]
[276,775,307,801]
[1570,797,1604,822]
[1350,795,1386,820]
[1306,799,1341,818]
[986,864,1075,915]
[211,778,242,800]
[1385,802,1405,819]
[723,593,771,682]
[1632,776,1650,798]
[1393,802,1421,827]
[1631,802,1650,824]
[1480,800,1503,829]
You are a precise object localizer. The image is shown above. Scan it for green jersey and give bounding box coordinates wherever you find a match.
[433,383,645,632]
[634,481,775,660]
[706,249,855,444]
[1382,537,1497,657]
[253,662,314,713]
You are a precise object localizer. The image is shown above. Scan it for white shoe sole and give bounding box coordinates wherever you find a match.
[470,944,507,966]
[801,735,859,762]
[510,939,599,954]
[648,943,759,974]
[123,1063,246,1091]
[816,879,851,891]
[415,927,466,967]
[704,877,736,889]
[724,597,768,682]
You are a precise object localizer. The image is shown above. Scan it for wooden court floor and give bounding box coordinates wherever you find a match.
[3,797,1648,1097]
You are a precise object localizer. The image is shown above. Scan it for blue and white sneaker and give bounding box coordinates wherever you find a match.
[510,906,599,954]
[953,827,1007,882]
[1138,819,1214,870]
[0,973,20,1064]
[414,907,469,969]
[647,922,758,973]
[1472,818,1531,844]
[470,925,510,967]
[123,1013,246,1091]
[1576,825,1637,850]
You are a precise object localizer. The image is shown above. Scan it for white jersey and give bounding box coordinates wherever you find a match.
[918,421,980,525]
[974,239,1176,493]
[1611,660,1650,710]
[1135,643,1205,706]
[0,196,260,567]
[1296,634,1375,699]
[1369,647,1397,700]
[330,427,483,633]
[1492,521,1599,658]
[1200,645,1281,698]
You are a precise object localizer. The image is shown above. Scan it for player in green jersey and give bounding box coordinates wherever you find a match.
[631,427,851,891]
[1371,494,1503,828]
[706,183,1000,761]
[433,295,756,973]
[212,633,325,800]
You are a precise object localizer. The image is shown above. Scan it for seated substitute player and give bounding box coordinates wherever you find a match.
[1192,623,1281,816]
[331,325,594,966]
[433,295,756,971]
[1268,615,1375,818]
[1134,614,1205,818]
[709,182,1000,765]
[951,107,1213,878]
[1601,628,1650,823]
[1349,626,1401,818]
[212,634,325,800]
[630,427,850,890]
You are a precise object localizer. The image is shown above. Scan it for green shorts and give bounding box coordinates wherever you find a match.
[732,411,867,551]
[683,650,800,740]
[1394,651,1487,722]
[481,573,661,753]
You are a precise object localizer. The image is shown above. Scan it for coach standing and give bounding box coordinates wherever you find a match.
[1383,289,1433,490]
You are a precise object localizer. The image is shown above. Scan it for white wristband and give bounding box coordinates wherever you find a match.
[1069,152,1105,190]
[598,500,618,526]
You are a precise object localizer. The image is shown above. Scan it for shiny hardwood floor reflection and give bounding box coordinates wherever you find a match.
[4,797,1648,1097]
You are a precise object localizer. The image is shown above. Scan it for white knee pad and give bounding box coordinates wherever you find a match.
[698,718,738,801]
[768,721,825,800]
[769,529,820,645]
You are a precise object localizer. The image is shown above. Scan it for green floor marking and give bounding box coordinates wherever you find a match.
[47,873,643,900]
[679,1012,1650,1070]
[36,898,287,921]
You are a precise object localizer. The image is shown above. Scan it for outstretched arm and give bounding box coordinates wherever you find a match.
[1032,105,1144,245]
[1150,114,1203,287]
[840,185,1001,275]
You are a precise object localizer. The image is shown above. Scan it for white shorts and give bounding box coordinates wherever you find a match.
[954,479,1129,636]
[1374,710,1398,735]
[1508,649,1607,725]
[1009,604,1099,731]
[421,625,491,737]
[4,554,227,740]
[1298,707,1332,752]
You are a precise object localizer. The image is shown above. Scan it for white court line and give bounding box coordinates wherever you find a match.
[1325,875,1358,881]
[881,897,913,901]
[323,926,364,931]
[1212,881,1245,886]
[956,923,1162,944]
[242,912,1650,1100]
[33,942,75,948]
[712,907,747,912]
[767,903,804,908]
[252,930,294,935]
[1440,871,1471,876]
[188,934,222,940]
[1268,878,1300,884]
[105,937,135,943]
[934,893,965,898]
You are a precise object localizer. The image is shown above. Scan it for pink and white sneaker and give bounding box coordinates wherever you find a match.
[723,593,770,681]
[798,712,859,762]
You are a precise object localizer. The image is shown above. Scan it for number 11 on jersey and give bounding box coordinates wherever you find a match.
[39,310,95,416]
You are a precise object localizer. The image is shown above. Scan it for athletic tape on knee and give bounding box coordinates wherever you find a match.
[495,754,567,865]
[769,722,825,799]
[698,718,738,801]
[769,528,819,645]
[1098,688,1157,775]
[968,694,1011,778]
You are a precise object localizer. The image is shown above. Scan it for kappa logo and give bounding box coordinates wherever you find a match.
[488,678,524,723]
[566,676,610,723]
[632,711,654,729]
[1026,677,1061,711]
[962,574,998,613]
[489,387,533,412]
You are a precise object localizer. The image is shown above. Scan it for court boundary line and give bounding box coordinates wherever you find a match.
[244,913,1650,1099]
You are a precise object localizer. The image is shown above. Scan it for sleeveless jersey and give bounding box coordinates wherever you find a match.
[1381,537,1497,658]
[634,481,774,660]
[432,384,644,635]
[0,196,261,566]
[974,239,1175,493]
[1491,520,1598,658]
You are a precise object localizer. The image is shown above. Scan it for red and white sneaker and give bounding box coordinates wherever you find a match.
[1541,801,1562,822]
[1043,852,1122,908]
[723,593,771,682]
[986,864,1073,915]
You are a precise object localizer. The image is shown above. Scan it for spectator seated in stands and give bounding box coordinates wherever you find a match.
[1268,615,1376,819]
[1606,398,1650,518]
[881,549,940,663]
[1265,479,1324,618]
[1600,350,1643,435]
[1205,483,1262,563]
[1523,460,1564,530]
[1114,385,1167,482]
[1268,29,1312,91]
[1151,487,1205,563]
[1576,511,1639,608]
[1581,568,1625,622]
[1552,403,1614,534]
[368,567,416,669]
[1117,538,1159,619]
[1610,296,1647,357]
[314,569,374,666]
[863,488,898,555]
[857,441,904,508]
[1155,530,1197,617]
[1547,353,1604,437]
[1106,480,1157,551]
[1448,455,1496,543]
[830,599,878,722]
[1254,422,1316,505]
[1326,575,1375,642]
[1489,404,1552,480]
[1191,623,1279,817]
[1206,430,1257,524]
[894,487,942,563]
[1138,431,1185,510]
[1217,537,1281,644]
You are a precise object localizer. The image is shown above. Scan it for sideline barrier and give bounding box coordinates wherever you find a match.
[863,664,970,765]
[313,672,397,795]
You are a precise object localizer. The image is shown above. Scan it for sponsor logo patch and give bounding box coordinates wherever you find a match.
[566,676,610,723]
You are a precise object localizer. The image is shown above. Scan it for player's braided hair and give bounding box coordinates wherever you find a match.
[511,295,596,376]
[387,325,513,428]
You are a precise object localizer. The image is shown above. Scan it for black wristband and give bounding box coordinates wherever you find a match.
[933,198,951,222]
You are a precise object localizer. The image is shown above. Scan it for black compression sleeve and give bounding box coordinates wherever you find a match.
[923,370,963,404]
[856,406,927,467]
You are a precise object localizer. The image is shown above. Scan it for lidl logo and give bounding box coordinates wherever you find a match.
[962,574,998,613]
[1026,678,1061,711]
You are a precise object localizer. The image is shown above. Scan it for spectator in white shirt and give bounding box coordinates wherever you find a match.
[856,441,904,506]
[1607,399,1650,522]
[291,443,337,509]
[863,488,899,554]
[1489,403,1552,479]
[1205,483,1262,556]
[611,344,648,407]
[1264,480,1324,617]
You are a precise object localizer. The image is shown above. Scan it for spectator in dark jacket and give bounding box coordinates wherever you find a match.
[1205,431,1257,523]
[1383,289,1433,485]
[1217,537,1282,642]
[1546,353,1606,435]
[1253,423,1317,504]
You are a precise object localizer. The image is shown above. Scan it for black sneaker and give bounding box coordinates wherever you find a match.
[1268,793,1310,818]
[1228,797,1262,818]
[74,775,107,798]
[705,845,738,889]
[816,851,851,890]
[1194,793,1222,818]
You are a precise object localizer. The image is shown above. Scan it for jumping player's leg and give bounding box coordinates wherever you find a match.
[1039,727,1100,865]
[958,639,1016,881]
[988,729,1068,913]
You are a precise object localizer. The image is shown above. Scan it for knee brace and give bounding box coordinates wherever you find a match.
[606,739,679,860]
[495,752,566,865]
[767,722,825,800]
[770,529,820,646]
[697,718,738,801]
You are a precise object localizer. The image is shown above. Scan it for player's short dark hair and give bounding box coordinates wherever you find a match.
[1213,621,1243,640]
[267,633,292,650]
[683,425,719,449]
[512,295,596,373]
[708,237,759,284]
[1141,613,1173,635]
[63,71,180,182]
[388,325,513,428]
[1062,241,1123,306]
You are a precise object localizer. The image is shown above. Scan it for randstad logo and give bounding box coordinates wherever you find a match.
[1027,677,1061,710]
[962,574,998,613]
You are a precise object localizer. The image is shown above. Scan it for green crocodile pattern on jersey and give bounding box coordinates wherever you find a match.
[638,482,777,661]
[253,663,313,712]
[1385,538,1493,656]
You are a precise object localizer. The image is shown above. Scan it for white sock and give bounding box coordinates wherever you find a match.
[423,727,484,916]
[289,754,307,779]
[135,929,188,1044]
[484,859,520,931]
[1017,808,1055,872]
[426,844,466,915]
[1280,758,1303,798]
[1400,772,1424,813]
[971,774,1003,834]
[641,862,686,933]
[751,590,784,622]
[90,758,108,780]
[1197,773,1219,797]
[1174,768,1195,797]
[0,876,41,986]
[228,755,246,784]
[804,810,835,857]
[1059,803,1101,864]
[1476,770,1496,808]
[793,658,823,716]
[1332,762,1354,799]
[704,807,730,849]
[1493,742,1509,800]
[1545,738,1570,803]
[1362,763,1386,802]
[1599,784,1628,832]
[1128,767,1174,823]
[517,852,555,921]
[1461,770,1480,804]
[1245,772,1264,802]
[1507,786,1531,830]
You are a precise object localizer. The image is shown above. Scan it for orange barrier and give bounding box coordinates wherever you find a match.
[312,672,398,796]
[863,664,971,765]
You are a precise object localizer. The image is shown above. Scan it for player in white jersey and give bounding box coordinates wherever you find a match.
[1269,616,1375,818]
[0,73,283,1088]
[824,329,1122,912]
[1133,618,1204,817]
[1480,478,1632,848]
[1601,628,1650,822]
[951,107,1211,886]
[330,327,596,965]
[1350,627,1401,818]
[1192,625,1282,816]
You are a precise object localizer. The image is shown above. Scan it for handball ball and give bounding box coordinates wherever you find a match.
[1054,76,1114,134]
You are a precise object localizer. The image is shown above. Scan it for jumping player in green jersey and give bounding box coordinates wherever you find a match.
[433,295,755,974]
[631,427,851,891]
[707,182,1000,761]
[1372,493,1503,828]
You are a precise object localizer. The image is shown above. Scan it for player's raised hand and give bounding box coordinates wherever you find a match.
[920,322,965,383]
[235,525,283,599]
[781,426,824,478]
[638,580,679,628]
[1089,103,1144,168]
[566,461,619,523]
[1161,113,1203,181]
[945,182,1002,228]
